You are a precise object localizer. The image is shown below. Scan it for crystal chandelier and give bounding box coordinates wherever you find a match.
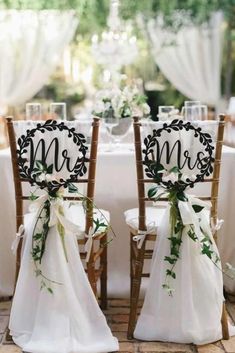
[91,0,138,73]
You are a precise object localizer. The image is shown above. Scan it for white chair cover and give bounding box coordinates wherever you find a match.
[134,206,235,344]
[9,121,119,353]
[131,119,235,344]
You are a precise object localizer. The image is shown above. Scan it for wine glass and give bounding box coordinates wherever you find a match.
[26,103,41,120]
[104,113,119,151]
[50,103,67,120]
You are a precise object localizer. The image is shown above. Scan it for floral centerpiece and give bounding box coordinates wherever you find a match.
[92,85,151,119]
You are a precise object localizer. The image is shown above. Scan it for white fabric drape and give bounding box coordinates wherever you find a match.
[8,120,118,352]
[10,208,118,353]
[147,12,223,106]
[0,10,78,109]
[134,206,235,344]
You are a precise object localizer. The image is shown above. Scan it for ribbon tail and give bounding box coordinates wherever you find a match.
[12,225,24,255]
[84,237,93,262]
[11,236,21,255]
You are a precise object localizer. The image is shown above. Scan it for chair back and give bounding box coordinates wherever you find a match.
[133,116,225,239]
[6,117,100,279]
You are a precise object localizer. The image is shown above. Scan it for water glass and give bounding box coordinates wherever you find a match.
[50,103,67,120]
[182,105,208,121]
[158,106,175,121]
[158,106,175,114]
[193,105,208,120]
[26,103,41,120]
[184,100,201,107]
[181,106,196,121]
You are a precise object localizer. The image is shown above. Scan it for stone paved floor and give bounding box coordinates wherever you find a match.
[1,295,235,352]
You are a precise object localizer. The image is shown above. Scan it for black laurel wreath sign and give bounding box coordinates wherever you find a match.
[16,120,89,193]
[142,119,215,189]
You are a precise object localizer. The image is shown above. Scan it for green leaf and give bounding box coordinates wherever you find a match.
[148,186,158,198]
[47,287,53,294]
[164,256,176,265]
[176,191,188,202]
[169,166,180,174]
[47,164,53,174]
[156,163,165,172]
[201,244,213,259]
[35,160,45,171]
[187,229,198,241]
[170,247,180,258]
[166,269,176,279]
[29,192,39,201]
[192,205,204,213]
[93,218,107,233]
[68,183,78,194]
[168,236,182,246]
[33,233,42,240]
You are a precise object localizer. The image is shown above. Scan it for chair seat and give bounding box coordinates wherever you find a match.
[124,206,166,234]
[67,203,110,233]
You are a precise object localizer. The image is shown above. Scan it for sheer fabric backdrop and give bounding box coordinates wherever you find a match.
[0,10,78,112]
[147,12,223,106]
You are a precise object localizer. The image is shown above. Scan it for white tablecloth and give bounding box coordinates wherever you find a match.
[0,145,235,297]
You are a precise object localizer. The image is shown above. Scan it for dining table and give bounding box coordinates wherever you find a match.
[0,128,235,298]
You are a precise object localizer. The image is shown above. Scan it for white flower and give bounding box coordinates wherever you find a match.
[45,174,55,182]
[38,173,56,182]
[38,173,46,182]
[181,174,189,182]
[142,103,150,115]
[162,172,178,183]
[132,106,143,117]
[181,174,196,182]
[93,100,105,115]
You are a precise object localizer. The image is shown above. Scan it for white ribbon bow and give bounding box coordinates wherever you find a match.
[84,227,98,262]
[133,222,156,249]
[211,218,224,235]
[178,194,211,240]
[11,224,25,255]
[29,193,84,238]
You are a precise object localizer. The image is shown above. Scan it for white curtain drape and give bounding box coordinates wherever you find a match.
[0,10,78,109]
[147,12,224,106]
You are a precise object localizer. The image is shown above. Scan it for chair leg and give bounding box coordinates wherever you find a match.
[221,301,230,340]
[6,250,21,342]
[100,234,108,310]
[130,232,134,299]
[127,236,146,340]
[87,260,97,298]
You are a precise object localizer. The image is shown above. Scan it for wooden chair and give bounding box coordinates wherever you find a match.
[127,114,229,340]
[6,117,108,310]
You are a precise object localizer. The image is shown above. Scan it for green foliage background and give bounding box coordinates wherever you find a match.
[1,0,235,114]
[0,0,235,35]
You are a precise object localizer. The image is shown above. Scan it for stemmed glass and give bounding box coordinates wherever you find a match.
[26,103,42,120]
[50,103,67,120]
[103,110,119,151]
